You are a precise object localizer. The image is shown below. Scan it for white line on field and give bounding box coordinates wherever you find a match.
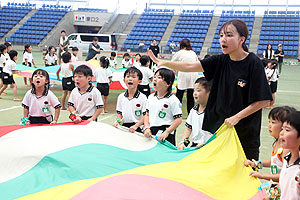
[278,90,300,94]
[0,106,21,112]
[99,114,115,121]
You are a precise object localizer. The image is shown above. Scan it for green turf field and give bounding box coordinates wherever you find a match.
[1,51,300,171]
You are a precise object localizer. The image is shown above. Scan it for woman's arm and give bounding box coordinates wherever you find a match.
[147,49,203,72]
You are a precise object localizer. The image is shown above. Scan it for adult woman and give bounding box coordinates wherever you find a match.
[263,44,274,59]
[172,39,199,114]
[148,40,159,69]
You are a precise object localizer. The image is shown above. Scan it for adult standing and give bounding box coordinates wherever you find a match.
[138,41,145,52]
[263,44,274,59]
[148,19,272,161]
[58,30,69,65]
[172,39,199,114]
[85,37,101,61]
[274,44,285,75]
[148,39,159,69]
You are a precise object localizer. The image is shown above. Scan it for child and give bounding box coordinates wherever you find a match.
[45,46,57,66]
[133,53,141,68]
[0,50,22,101]
[148,19,272,160]
[4,42,12,53]
[22,44,36,87]
[71,47,79,62]
[68,65,104,123]
[113,67,147,133]
[0,44,8,90]
[56,52,75,110]
[279,111,300,199]
[144,68,182,145]
[122,53,132,68]
[265,59,279,109]
[22,69,61,124]
[109,52,117,69]
[93,56,112,113]
[244,106,296,183]
[137,55,153,97]
[178,77,212,150]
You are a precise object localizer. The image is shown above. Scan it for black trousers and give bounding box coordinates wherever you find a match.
[176,88,194,114]
[150,125,176,146]
[123,122,142,133]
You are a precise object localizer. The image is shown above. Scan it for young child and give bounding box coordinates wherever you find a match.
[109,52,117,69]
[71,47,79,62]
[279,111,300,199]
[133,53,141,68]
[45,46,57,66]
[137,55,153,97]
[22,44,36,87]
[4,42,12,53]
[113,67,147,133]
[22,69,61,124]
[178,77,212,150]
[93,56,113,114]
[144,68,182,145]
[265,59,279,109]
[68,65,104,123]
[122,53,132,68]
[0,44,8,90]
[0,50,22,101]
[244,106,296,183]
[56,52,75,110]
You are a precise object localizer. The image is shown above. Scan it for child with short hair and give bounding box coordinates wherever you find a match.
[0,44,8,90]
[56,52,75,110]
[4,42,12,53]
[22,69,61,124]
[109,52,117,69]
[45,46,57,66]
[122,53,132,68]
[94,56,113,113]
[133,53,141,68]
[244,106,295,183]
[22,44,36,87]
[137,55,153,97]
[68,65,104,123]
[71,47,79,62]
[279,111,300,199]
[113,67,147,133]
[0,50,22,101]
[178,77,212,150]
[265,59,279,109]
[144,68,182,145]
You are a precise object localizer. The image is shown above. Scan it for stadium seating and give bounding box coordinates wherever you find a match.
[78,8,107,12]
[257,11,299,58]
[121,9,174,52]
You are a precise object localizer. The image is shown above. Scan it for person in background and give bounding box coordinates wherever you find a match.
[85,37,101,61]
[263,44,274,60]
[148,39,159,69]
[71,47,79,62]
[169,41,176,53]
[45,46,57,66]
[274,44,285,75]
[138,41,145,52]
[109,52,117,69]
[58,30,69,64]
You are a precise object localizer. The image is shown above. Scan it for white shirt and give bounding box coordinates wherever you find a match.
[185,105,212,144]
[22,51,33,63]
[146,92,182,128]
[71,54,78,62]
[137,65,153,85]
[68,85,104,117]
[133,61,141,68]
[263,50,274,59]
[171,49,199,90]
[93,67,112,83]
[0,54,8,68]
[109,58,117,67]
[61,63,73,78]
[116,90,147,123]
[45,54,57,65]
[3,59,17,75]
[265,67,279,83]
[22,89,61,117]
[122,59,132,68]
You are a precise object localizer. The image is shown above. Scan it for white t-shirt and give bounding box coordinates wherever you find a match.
[109,59,117,67]
[171,49,199,90]
[68,85,104,117]
[0,54,8,68]
[71,54,78,63]
[122,59,132,68]
[93,67,112,83]
[146,92,182,128]
[133,61,141,68]
[137,65,153,85]
[22,52,33,63]
[22,89,61,117]
[45,54,57,65]
[116,90,147,123]
[265,67,278,83]
[3,59,16,75]
[61,63,73,78]
[185,105,212,144]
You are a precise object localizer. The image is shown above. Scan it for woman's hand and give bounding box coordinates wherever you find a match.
[147,49,166,67]
[224,115,241,127]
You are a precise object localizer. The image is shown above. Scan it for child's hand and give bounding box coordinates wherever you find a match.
[177,143,186,150]
[144,128,152,138]
[249,171,263,179]
[224,115,241,127]
[158,131,169,142]
[74,116,82,124]
[129,125,138,133]
[50,120,57,124]
[296,166,300,195]
[112,121,119,128]
[25,120,30,125]
[244,159,255,168]
[196,142,204,148]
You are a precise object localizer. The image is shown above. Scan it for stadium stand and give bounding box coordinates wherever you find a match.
[257,10,299,58]
[78,8,108,12]
[208,10,255,55]
[121,8,174,52]
[0,4,33,38]
[7,5,68,44]
[165,9,213,54]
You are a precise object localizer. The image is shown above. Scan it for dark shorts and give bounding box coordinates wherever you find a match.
[150,125,176,146]
[270,81,278,93]
[62,76,75,91]
[123,122,142,133]
[29,116,53,124]
[2,72,15,84]
[81,116,98,121]
[22,62,32,67]
[97,83,109,96]
[138,84,150,97]
[0,67,3,79]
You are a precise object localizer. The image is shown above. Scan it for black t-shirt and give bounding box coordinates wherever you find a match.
[200,53,272,149]
[274,49,284,63]
[149,45,160,57]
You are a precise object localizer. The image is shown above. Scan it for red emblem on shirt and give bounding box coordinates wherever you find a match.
[44,101,48,104]
[136,104,141,107]
[163,104,168,108]
[88,98,92,101]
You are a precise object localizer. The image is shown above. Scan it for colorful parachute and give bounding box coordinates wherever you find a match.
[0,122,265,199]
